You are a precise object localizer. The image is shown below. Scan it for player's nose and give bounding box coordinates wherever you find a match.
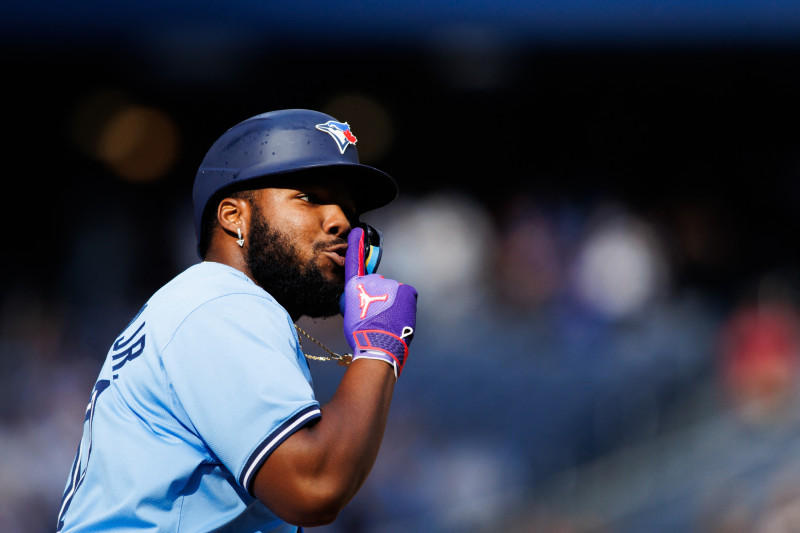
[322,203,352,238]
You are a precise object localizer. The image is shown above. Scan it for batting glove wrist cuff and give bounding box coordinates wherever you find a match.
[351,328,413,378]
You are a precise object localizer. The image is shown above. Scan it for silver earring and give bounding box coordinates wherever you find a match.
[236,228,244,247]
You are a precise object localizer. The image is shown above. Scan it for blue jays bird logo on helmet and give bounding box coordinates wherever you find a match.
[316,120,358,154]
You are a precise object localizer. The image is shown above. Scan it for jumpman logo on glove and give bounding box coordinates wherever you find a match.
[357,284,388,319]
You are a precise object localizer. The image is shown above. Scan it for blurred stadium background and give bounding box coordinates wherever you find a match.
[4,1,800,532]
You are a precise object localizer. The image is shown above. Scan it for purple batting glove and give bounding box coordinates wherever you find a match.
[342,227,418,378]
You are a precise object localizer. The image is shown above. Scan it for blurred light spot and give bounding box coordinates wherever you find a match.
[69,89,132,157]
[322,94,393,163]
[574,212,668,319]
[96,105,180,183]
[70,92,180,183]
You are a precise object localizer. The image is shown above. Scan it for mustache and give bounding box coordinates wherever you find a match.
[313,236,347,252]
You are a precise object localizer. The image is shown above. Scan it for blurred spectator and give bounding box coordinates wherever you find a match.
[755,466,800,533]
[718,300,800,424]
[571,203,670,321]
[490,195,567,312]
[364,191,495,326]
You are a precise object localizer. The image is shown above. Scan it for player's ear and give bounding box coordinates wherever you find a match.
[217,196,251,237]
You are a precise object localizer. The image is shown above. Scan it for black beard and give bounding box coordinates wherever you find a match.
[245,207,344,319]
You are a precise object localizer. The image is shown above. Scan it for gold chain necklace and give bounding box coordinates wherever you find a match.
[294,324,353,366]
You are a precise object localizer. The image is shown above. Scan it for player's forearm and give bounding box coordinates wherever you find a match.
[309,358,395,501]
[253,358,395,525]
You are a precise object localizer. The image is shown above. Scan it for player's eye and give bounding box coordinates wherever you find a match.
[343,207,357,224]
[297,193,311,202]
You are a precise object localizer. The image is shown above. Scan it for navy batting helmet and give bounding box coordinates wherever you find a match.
[192,108,398,257]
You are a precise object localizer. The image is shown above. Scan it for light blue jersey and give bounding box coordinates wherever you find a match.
[58,262,321,532]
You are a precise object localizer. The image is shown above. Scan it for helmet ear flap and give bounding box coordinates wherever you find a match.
[191,109,398,258]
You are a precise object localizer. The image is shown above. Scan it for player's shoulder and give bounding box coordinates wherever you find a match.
[168,261,256,292]
[149,262,283,320]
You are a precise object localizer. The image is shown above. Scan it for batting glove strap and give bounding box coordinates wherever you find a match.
[351,329,410,378]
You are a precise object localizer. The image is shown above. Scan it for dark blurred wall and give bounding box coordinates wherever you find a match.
[5,36,800,304]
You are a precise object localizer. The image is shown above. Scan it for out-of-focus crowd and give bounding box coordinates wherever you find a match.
[5,184,800,533]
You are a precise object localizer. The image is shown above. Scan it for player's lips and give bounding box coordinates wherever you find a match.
[323,245,347,267]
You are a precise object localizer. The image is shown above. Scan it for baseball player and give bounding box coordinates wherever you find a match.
[57,109,418,532]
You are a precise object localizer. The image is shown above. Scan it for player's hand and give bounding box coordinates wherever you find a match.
[341,226,418,378]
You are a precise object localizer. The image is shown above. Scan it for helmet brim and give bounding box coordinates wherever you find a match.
[235,161,399,215]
